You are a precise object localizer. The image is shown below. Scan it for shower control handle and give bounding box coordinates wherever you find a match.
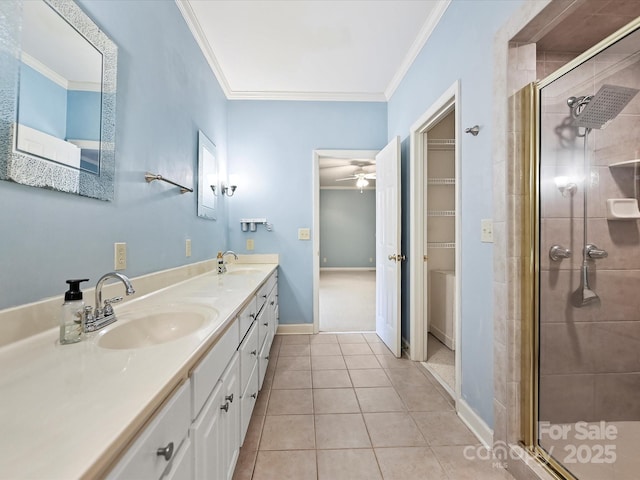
[586,244,608,259]
[549,245,571,261]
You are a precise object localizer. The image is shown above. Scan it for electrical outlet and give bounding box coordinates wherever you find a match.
[298,228,310,240]
[323,257,327,263]
[481,219,494,243]
[185,239,192,257]
[246,239,255,251]
[114,242,127,270]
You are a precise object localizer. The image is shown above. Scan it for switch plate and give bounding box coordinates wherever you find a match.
[185,239,192,257]
[481,219,494,243]
[114,242,127,270]
[298,228,310,240]
[246,239,255,251]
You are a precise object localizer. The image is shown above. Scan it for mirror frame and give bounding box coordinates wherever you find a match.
[197,130,218,220]
[0,0,118,201]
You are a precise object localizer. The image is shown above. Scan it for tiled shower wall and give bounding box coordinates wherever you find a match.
[537,41,640,423]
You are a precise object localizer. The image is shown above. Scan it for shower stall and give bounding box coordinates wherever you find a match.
[519,19,640,480]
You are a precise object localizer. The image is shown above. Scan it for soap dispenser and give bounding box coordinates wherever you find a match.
[217,251,224,274]
[60,279,89,345]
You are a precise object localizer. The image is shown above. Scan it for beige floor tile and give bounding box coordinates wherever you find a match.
[411,411,477,446]
[385,367,432,388]
[395,385,454,412]
[310,343,342,356]
[336,333,367,343]
[310,334,338,344]
[281,334,310,344]
[376,354,417,369]
[272,370,312,389]
[276,355,311,371]
[375,447,449,480]
[368,342,393,355]
[431,445,514,480]
[243,415,265,452]
[355,387,405,412]
[279,344,311,357]
[349,369,391,388]
[315,413,371,449]
[311,355,347,370]
[313,388,360,414]
[267,389,313,415]
[252,450,317,480]
[345,355,381,369]
[254,389,270,416]
[312,369,352,388]
[232,447,257,480]
[317,449,382,480]
[362,332,382,343]
[363,412,426,447]
[340,343,373,355]
[260,415,315,450]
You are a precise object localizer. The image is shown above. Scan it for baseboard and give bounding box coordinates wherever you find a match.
[457,397,493,449]
[320,267,375,271]
[276,323,314,335]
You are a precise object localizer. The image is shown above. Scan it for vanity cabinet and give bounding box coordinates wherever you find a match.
[106,268,277,480]
[106,380,192,480]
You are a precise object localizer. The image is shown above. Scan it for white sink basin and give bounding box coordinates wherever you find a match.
[226,268,262,275]
[97,306,216,350]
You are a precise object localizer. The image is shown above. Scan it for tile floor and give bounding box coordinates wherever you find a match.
[232,333,513,480]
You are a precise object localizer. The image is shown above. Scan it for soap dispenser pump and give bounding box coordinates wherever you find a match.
[60,278,89,345]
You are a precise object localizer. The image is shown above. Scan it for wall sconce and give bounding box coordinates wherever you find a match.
[211,174,238,197]
[554,176,577,197]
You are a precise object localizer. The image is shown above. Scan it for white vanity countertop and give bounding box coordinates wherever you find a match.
[0,262,278,479]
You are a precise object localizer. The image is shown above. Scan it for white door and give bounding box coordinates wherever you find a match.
[376,136,402,357]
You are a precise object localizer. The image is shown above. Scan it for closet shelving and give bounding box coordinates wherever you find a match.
[427,138,455,150]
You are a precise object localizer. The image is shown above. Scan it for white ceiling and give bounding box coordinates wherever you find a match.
[319,157,376,188]
[177,0,450,101]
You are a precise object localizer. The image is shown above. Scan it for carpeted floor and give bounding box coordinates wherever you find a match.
[319,270,376,332]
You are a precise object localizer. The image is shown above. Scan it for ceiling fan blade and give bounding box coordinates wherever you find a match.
[335,176,356,181]
[364,173,376,179]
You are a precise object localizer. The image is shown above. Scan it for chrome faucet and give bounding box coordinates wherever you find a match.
[218,251,239,274]
[84,272,135,332]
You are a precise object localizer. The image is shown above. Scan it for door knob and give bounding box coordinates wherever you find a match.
[388,253,406,262]
[388,254,397,261]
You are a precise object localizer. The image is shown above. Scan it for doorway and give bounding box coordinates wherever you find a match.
[409,81,461,399]
[313,150,379,334]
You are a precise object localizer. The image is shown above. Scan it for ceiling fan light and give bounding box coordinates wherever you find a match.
[356,177,369,188]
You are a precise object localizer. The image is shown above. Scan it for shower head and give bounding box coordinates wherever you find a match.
[571,263,600,307]
[570,84,639,129]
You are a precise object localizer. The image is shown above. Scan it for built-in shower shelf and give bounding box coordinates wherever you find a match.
[609,159,640,168]
[606,198,640,220]
[427,242,455,249]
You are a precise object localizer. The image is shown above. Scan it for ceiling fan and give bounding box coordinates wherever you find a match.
[336,167,376,192]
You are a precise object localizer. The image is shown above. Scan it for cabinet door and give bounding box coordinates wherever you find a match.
[240,362,259,445]
[220,352,240,480]
[191,380,225,480]
[239,321,258,394]
[258,330,273,391]
[161,436,192,480]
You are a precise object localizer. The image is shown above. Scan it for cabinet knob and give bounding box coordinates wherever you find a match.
[270,301,275,306]
[156,442,174,461]
[250,393,257,399]
[263,322,269,326]
[225,393,234,403]
[265,355,270,360]
[250,350,257,356]
[220,402,230,412]
[262,294,267,299]
[249,313,255,319]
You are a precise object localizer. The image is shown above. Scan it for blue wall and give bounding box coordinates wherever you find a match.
[388,0,523,427]
[0,0,229,309]
[66,90,101,140]
[227,100,387,325]
[320,189,375,268]
[18,64,67,139]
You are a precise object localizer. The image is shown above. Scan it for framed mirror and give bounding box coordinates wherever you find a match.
[0,0,118,201]
[197,130,218,220]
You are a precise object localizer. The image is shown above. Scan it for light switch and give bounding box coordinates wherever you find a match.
[185,239,192,257]
[481,219,493,243]
[246,239,255,251]
[298,228,310,240]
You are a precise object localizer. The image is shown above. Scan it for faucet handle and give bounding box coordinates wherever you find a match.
[103,296,123,316]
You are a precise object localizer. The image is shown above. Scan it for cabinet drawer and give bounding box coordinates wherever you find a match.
[258,330,273,391]
[257,307,269,351]
[239,321,258,394]
[239,297,257,340]
[107,380,191,480]
[191,320,239,420]
[240,362,259,445]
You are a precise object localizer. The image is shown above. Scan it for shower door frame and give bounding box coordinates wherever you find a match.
[520,17,640,480]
